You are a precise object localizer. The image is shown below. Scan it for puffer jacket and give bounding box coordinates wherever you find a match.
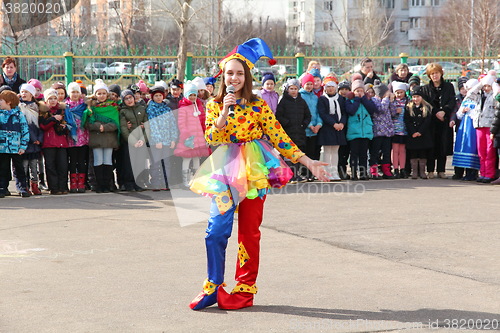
[120,103,149,145]
[275,92,311,150]
[299,88,321,137]
[466,81,499,128]
[345,95,377,141]
[0,106,29,154]
[39,102,69,148]
[371,96,396,137]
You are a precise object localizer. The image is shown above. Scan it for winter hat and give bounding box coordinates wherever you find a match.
[351,73,363,82]
[464,79,478,90]
[203,77,217,86]
[365,83,374,92]
[373,80,389,98]
[20,83,37,97]
[308,68,321,78]
[43,88,58,101]
[351,80,365,92]
[67,82,81,94]
[184,83,198,97]
[457,76,469,90]
[285,78,301,90]
[0,85,13,93]
[120,89,134,103]
[323,76,338,88]
[338,80,351,90]
[155,80,169,91]
[76,80,87,95]
[410,85,423,96]
[192,76,207,91]
[94,79,109,93]
[149,85,166,97]
[480,70,497,86]
[392,81,409,92]
[170,79,183,89]
[408,75,420,86]
[137,80,148,93]
[51,81,66,90]
[108,84,121,96]
[27,79,43,91]
[301,73,315,86]
[262,72,276,85]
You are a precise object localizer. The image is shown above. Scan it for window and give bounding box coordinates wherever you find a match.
[300,1,305,11]
[400,20,409,32]
[324,1,333,10]
[293,14,297,20]
[411,0,424,6]
[109,0,119,9]
[402,0,409,9]
[432,0,439,5]
[410,17,421,28]
[300,22,305,31]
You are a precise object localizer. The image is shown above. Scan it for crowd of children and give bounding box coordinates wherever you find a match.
[2,57,500,198]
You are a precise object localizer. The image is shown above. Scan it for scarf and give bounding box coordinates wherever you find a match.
[83,100,120,139]
[324,93,341,118]
[19,100,39,126]
[147,100,171,119]
[65,102,88,142]
[3,73,18,86]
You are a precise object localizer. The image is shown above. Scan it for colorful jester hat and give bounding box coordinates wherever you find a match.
[215,38,276,77]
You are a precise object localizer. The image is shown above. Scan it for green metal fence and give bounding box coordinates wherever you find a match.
[1,43,499,92]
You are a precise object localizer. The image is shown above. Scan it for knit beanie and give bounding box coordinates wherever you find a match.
[27,79,43,91]
[94,79,109,93]
[184,83,198,97]
[351,73,363,82]
[338,80,351,90]
[137,80,148,93]
[51,81,66,90]
[170,79,183,89]
[351,80,365,92]
[457,76,468,90]
[44,88,58,101]
[155,80,169,91]
[392,81,409,93]
[262,72,276,85]
[192,77,207,91]
[149,85,166,97]
[67,82,81,94]
[285,78,301,90]
[301,73,315,86]
[76,80,87,95]
[203,77,216,86]
[373,80,389,98]
[108,84,121,96]
[323,77,338,88]
[464,79,478,90]
[0,85,13,93]
[120,89,134,103]
[410,85,423,96]
[408,75,421,86]
[20,83,37,97]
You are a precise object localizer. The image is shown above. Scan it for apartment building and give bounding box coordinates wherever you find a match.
[286,0,447,49]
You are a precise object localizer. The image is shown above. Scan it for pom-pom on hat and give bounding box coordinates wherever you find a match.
[351,73,363,82]
[301,73,315,86]
[216,38,275,77]
[137,80,148,93]
[67,82,81,94]
[262,72,276,85]
[20,83,36,97]
[27,79,43,91]
[43,88,58,101]
[94,79,109,93]
[392,81,409,92]
[373,80,389,98]
[351,80,365,92]
[184,83,198,97]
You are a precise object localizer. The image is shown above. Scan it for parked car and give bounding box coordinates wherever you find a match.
[415,62,463,81]
[271,64,296,77]
[134,60,163,78]
[408,65,426,74]
[103,62,132,76]
[84,62,107,76]
[163,61,176,75]
[467,59,500,74]
[30,59,64,80]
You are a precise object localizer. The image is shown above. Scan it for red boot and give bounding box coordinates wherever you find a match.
[77,173,86,193]
[382,164,395,179]
[217,285,255,310]
[31,181,42,195]
[69,173,78,193]
[370,165,381,180]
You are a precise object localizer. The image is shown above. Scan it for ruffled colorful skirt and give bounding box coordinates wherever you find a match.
[190,139,293,214]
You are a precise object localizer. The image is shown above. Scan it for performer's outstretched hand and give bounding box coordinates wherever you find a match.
[298,155,330,182]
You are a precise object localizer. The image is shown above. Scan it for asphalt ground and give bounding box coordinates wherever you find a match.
[0,174,499,333]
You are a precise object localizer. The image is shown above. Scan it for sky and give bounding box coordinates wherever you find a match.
[228,0,288,20]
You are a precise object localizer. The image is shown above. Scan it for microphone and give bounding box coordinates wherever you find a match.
[226,85,235,117]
